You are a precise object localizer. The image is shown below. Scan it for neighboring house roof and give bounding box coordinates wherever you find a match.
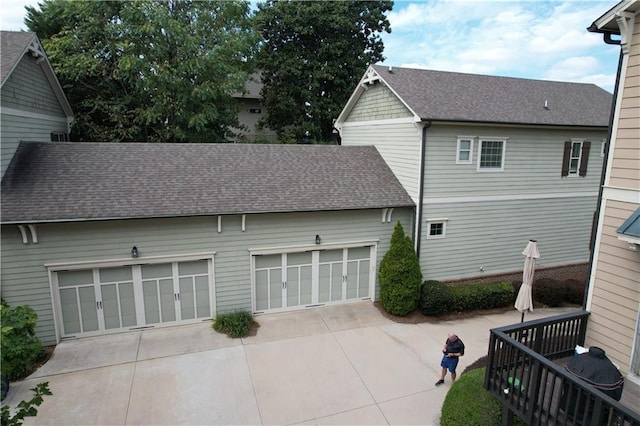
[0,142,414,223]
[0,31,73,118]
[617,208,640,245]
[337,65,612,127]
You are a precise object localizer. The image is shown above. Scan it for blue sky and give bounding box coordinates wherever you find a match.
[1,0,620,92]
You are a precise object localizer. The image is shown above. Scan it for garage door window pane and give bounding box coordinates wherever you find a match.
[195,276,210,318]
[300,266,312,305]
[179,277,195,320]
[100,267,132,283]
[58,270,93,287]
[270,269,282,309]
[60,288,81,334]
[79,287,99,332]
[178,260,207,276]
[101,284,120,329]
[143,280,160,324]
[287,266,300,306]
[119,283,137,327]
[142,263,172,279]
[358,260,370,298]
[160,279,176,322]
[255,270,268,310]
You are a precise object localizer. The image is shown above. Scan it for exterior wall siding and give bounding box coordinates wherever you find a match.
[586,200,640,375]
[340,122,422,200]
[0,208,413,345]
[609,19,640,190]
[419,124,606,280]
[423,125,607,197]
[420,196,597,280]
[345,83,413,122]
[235,98,277,142]
[1,55,66,117]
[1,112,68,177]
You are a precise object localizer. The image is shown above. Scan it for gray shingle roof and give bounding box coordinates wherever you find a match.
[371,65,613,127]
[1,142,414,223]
[1,31,37,85]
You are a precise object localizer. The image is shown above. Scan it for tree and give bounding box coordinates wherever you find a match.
[253,0,392,143]
[378,221,422,316]
[26,0,259,142]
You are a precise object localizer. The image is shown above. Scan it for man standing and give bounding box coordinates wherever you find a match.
[435,332,465,386]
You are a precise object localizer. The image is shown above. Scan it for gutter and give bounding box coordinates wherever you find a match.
[583,49,624,309]
[415,120,432,258]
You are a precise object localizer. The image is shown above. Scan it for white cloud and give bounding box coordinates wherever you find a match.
[0,1,37,31]
[382,1,619,91]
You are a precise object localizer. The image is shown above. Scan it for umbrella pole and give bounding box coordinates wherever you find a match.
[520,312,525,323]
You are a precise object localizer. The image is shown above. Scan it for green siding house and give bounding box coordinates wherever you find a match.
[335,65,613,281]
[1,143,414,345]
[0,34,414,346]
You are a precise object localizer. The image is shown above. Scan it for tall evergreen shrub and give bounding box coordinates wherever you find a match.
[378,221,422,316]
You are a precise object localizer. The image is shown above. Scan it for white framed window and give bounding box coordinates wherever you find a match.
[568,139,583,175]
[426,219,448,239]
[561,139,591,177]
[477,138,507,172]
[456,137,474,164]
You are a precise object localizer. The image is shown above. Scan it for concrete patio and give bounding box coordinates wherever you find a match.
[2,303,578,425]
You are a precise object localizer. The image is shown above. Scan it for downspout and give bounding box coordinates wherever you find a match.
[415,120,431,259]
[583,48,624,310]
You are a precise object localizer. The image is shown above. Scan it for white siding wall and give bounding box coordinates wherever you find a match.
[0,208,413,345]
[345,82,412,122]
[341,123,422,200]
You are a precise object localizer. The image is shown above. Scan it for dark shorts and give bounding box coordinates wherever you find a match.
[441,354,459,373]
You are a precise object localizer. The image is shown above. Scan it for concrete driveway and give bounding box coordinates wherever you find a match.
[3,303,577,425]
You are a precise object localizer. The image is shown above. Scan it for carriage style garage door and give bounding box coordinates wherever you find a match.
[52,259,214,338]
[253,245,375,313]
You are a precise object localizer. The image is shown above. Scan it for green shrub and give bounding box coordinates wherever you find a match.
[212,311,254,338]
[440,368,526,426]
[563,279,585,305]
[449,282,513,312]
[378,222,422,316]
[1,382,51,426]
[533,278,565,307]
[418,280,452,315]
[1,300,45,381]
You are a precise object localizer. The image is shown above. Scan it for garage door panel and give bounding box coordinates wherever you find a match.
[55,258,215,339]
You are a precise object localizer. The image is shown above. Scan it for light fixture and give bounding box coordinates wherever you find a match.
[131,246,139,258]
[315,234,321,245]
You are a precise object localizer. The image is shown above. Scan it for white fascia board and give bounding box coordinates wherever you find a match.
[591,0,638,31]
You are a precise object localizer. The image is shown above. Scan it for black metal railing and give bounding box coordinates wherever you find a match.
[484,311,640,426]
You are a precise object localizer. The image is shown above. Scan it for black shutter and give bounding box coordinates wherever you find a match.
[561,141,571,177]
[579,141,591,177]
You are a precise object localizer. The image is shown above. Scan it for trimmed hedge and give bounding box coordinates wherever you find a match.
[533,277,565,307]
[418,280,452,315]
[449,281,513,312]
[564,279,585,305]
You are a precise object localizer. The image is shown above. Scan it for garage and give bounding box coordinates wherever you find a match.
[50,256,215,339]
[252,243,376,313]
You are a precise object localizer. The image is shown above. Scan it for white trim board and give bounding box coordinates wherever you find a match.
[424,192,598,204]
[45,252,216,271]
[339,117,419,127]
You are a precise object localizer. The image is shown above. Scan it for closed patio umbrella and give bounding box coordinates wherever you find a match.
[515,239,539,322]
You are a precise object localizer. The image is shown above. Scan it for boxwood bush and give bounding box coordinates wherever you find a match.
[441,367,526,426]
[448,281,514,312]
[563,279,585,305]
[533,277,565,307]
[418,280,452,315]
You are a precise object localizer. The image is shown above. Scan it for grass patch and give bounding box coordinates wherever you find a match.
[212,311,254,338]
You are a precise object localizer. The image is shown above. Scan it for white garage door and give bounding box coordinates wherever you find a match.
[253,245,374,313]
[54,259,214,338]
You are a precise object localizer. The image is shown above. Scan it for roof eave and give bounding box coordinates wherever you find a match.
[419,118,610,129]
[588,0,640,33]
